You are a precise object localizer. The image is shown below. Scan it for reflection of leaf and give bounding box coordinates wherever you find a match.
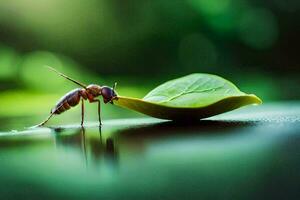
[114,73,262,120]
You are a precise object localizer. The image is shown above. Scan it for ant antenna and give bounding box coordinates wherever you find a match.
[109,82,118,104]
[113,82,117,91]
[46,66,87,89]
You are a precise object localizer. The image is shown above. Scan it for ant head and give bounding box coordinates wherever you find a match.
[101,82,118,104]
[86,84,102,97]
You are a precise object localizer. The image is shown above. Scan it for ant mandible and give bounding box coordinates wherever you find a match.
[38,66,118,127]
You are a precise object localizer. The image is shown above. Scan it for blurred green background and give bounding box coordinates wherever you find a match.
[0,2,299,199]
[0,0,299,124]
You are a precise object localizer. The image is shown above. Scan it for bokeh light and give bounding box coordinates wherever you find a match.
[0,45,19,79]
[178,33,218,71]
[188,0,232,16]
[238,8,279,49]
[19,51,87,92]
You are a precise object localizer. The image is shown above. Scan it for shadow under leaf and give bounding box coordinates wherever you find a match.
[114,119,259,140]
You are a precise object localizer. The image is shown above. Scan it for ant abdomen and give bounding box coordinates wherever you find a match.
[52,88,83,115]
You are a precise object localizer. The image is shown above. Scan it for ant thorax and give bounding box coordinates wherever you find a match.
[86,84,102,97]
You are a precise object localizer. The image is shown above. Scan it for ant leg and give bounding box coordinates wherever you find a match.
[37,103,65,127]
[109,96,119,103]
[37,112,55,127]
[81,99,85,127]
[90,99,102,126]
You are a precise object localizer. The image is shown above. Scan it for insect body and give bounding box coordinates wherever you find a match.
[38,67,118,127]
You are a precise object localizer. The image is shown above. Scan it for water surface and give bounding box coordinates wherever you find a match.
[0,102,299,200]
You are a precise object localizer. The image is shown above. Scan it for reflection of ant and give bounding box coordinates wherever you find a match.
[53,127,118,168]
[89,128,118,167]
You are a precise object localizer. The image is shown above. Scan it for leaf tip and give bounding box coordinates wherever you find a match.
[248,94,263,105]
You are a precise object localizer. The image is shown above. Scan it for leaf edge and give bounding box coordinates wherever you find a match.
[113,94,262,120]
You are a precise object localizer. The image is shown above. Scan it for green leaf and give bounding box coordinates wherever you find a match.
[114,73,262,120]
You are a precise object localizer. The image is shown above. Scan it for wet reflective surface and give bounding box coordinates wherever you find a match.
[0,102,299,200]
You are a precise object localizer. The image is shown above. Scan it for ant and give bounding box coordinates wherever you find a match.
[38,66,118,127]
